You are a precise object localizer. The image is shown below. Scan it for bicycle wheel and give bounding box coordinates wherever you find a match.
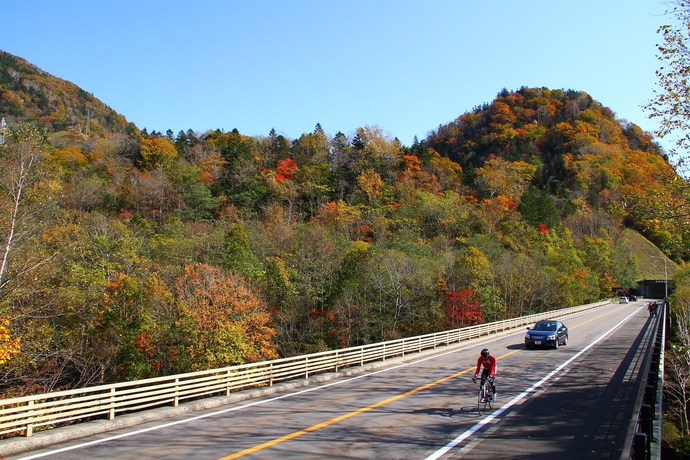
[477,387,486,414]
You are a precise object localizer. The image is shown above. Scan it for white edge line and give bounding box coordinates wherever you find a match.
[17,307,639,460]
[16,331,506,459]
[423,307,643,460]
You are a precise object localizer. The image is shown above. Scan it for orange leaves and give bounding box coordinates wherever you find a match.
[275,157,297,181]
[402,154,422,172]
[396,154,441,193]
[175,264,278,368]
[495,195,518,212]
[489,101,517,126]
[316,201,341,225]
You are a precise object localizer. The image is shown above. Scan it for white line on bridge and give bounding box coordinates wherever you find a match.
[17,306,638,460]
[423,307,643,460]
[15,324,514,459]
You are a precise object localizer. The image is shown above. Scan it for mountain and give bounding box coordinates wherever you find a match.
[0,50,135,139]
[422,86,687,260]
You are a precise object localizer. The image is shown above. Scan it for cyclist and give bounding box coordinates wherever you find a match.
[473,348,497,402]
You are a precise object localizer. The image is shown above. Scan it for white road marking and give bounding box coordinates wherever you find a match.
[423,307,643,460]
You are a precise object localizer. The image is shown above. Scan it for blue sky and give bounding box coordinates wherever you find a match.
[0,1,674,151]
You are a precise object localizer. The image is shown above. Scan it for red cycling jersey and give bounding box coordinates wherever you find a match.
[475,355,496,377]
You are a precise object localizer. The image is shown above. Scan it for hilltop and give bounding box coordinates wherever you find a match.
[0,51,135,139]
[424,87,686,261]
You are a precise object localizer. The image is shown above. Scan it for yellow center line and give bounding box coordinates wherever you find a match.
[220,303,632,459]
[218,349,521,459]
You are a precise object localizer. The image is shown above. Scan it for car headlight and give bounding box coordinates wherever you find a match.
[548,334,556,340]
[525,333,531,339]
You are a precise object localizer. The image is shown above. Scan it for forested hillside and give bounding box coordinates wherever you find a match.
[0,52,135,138]
[1,51,687,397]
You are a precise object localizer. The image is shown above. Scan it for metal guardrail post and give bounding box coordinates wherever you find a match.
[173,378,179,407]
[641,404,652,454]
[633,432,647,460]
[25,400,33,437]
[644,385,655,417]
[109,388,116,420]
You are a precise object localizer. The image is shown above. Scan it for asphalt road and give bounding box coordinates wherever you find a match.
[5,301,653,460]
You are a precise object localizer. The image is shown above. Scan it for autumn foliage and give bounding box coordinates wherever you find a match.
[1,53,688,399]
[176,264,278,370]
[443,289,483,329]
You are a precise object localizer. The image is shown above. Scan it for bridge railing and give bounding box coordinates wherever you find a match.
[0,300,610,439]
[625,302,666,460]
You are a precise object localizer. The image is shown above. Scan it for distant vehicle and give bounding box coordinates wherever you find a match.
[629,295,637,301]
[525,320,568,349]
[619,296,629,304]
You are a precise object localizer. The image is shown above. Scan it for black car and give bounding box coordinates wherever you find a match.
[525,320,568,349]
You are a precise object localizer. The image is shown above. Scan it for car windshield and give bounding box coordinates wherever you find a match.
[534,322,557,331]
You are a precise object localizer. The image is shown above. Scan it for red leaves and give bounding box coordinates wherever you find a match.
[275,157,297,181]
[443,288,483,329]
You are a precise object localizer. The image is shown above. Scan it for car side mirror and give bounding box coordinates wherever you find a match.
[526,327,531,330]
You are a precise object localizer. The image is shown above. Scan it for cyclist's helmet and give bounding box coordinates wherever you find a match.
[481,348,490,358]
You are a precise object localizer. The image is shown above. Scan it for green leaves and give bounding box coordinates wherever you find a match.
[645,4,690,158]
[2,83,686,398]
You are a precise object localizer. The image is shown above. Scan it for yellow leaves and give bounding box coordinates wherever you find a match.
[475,156,537,201]
[429,152,463,190]
[552,122,576,143]
[350,240,371,253]
[0,317,20,365]
[353,125,403,162]
[50,146,88,169]
[573,119,600,138]
[357,168,384,203]
[139,136,178,170]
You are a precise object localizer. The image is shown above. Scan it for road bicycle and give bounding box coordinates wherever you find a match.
[473,375,494,415]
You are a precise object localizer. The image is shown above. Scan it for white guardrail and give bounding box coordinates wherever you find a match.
[0,300,610,438]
